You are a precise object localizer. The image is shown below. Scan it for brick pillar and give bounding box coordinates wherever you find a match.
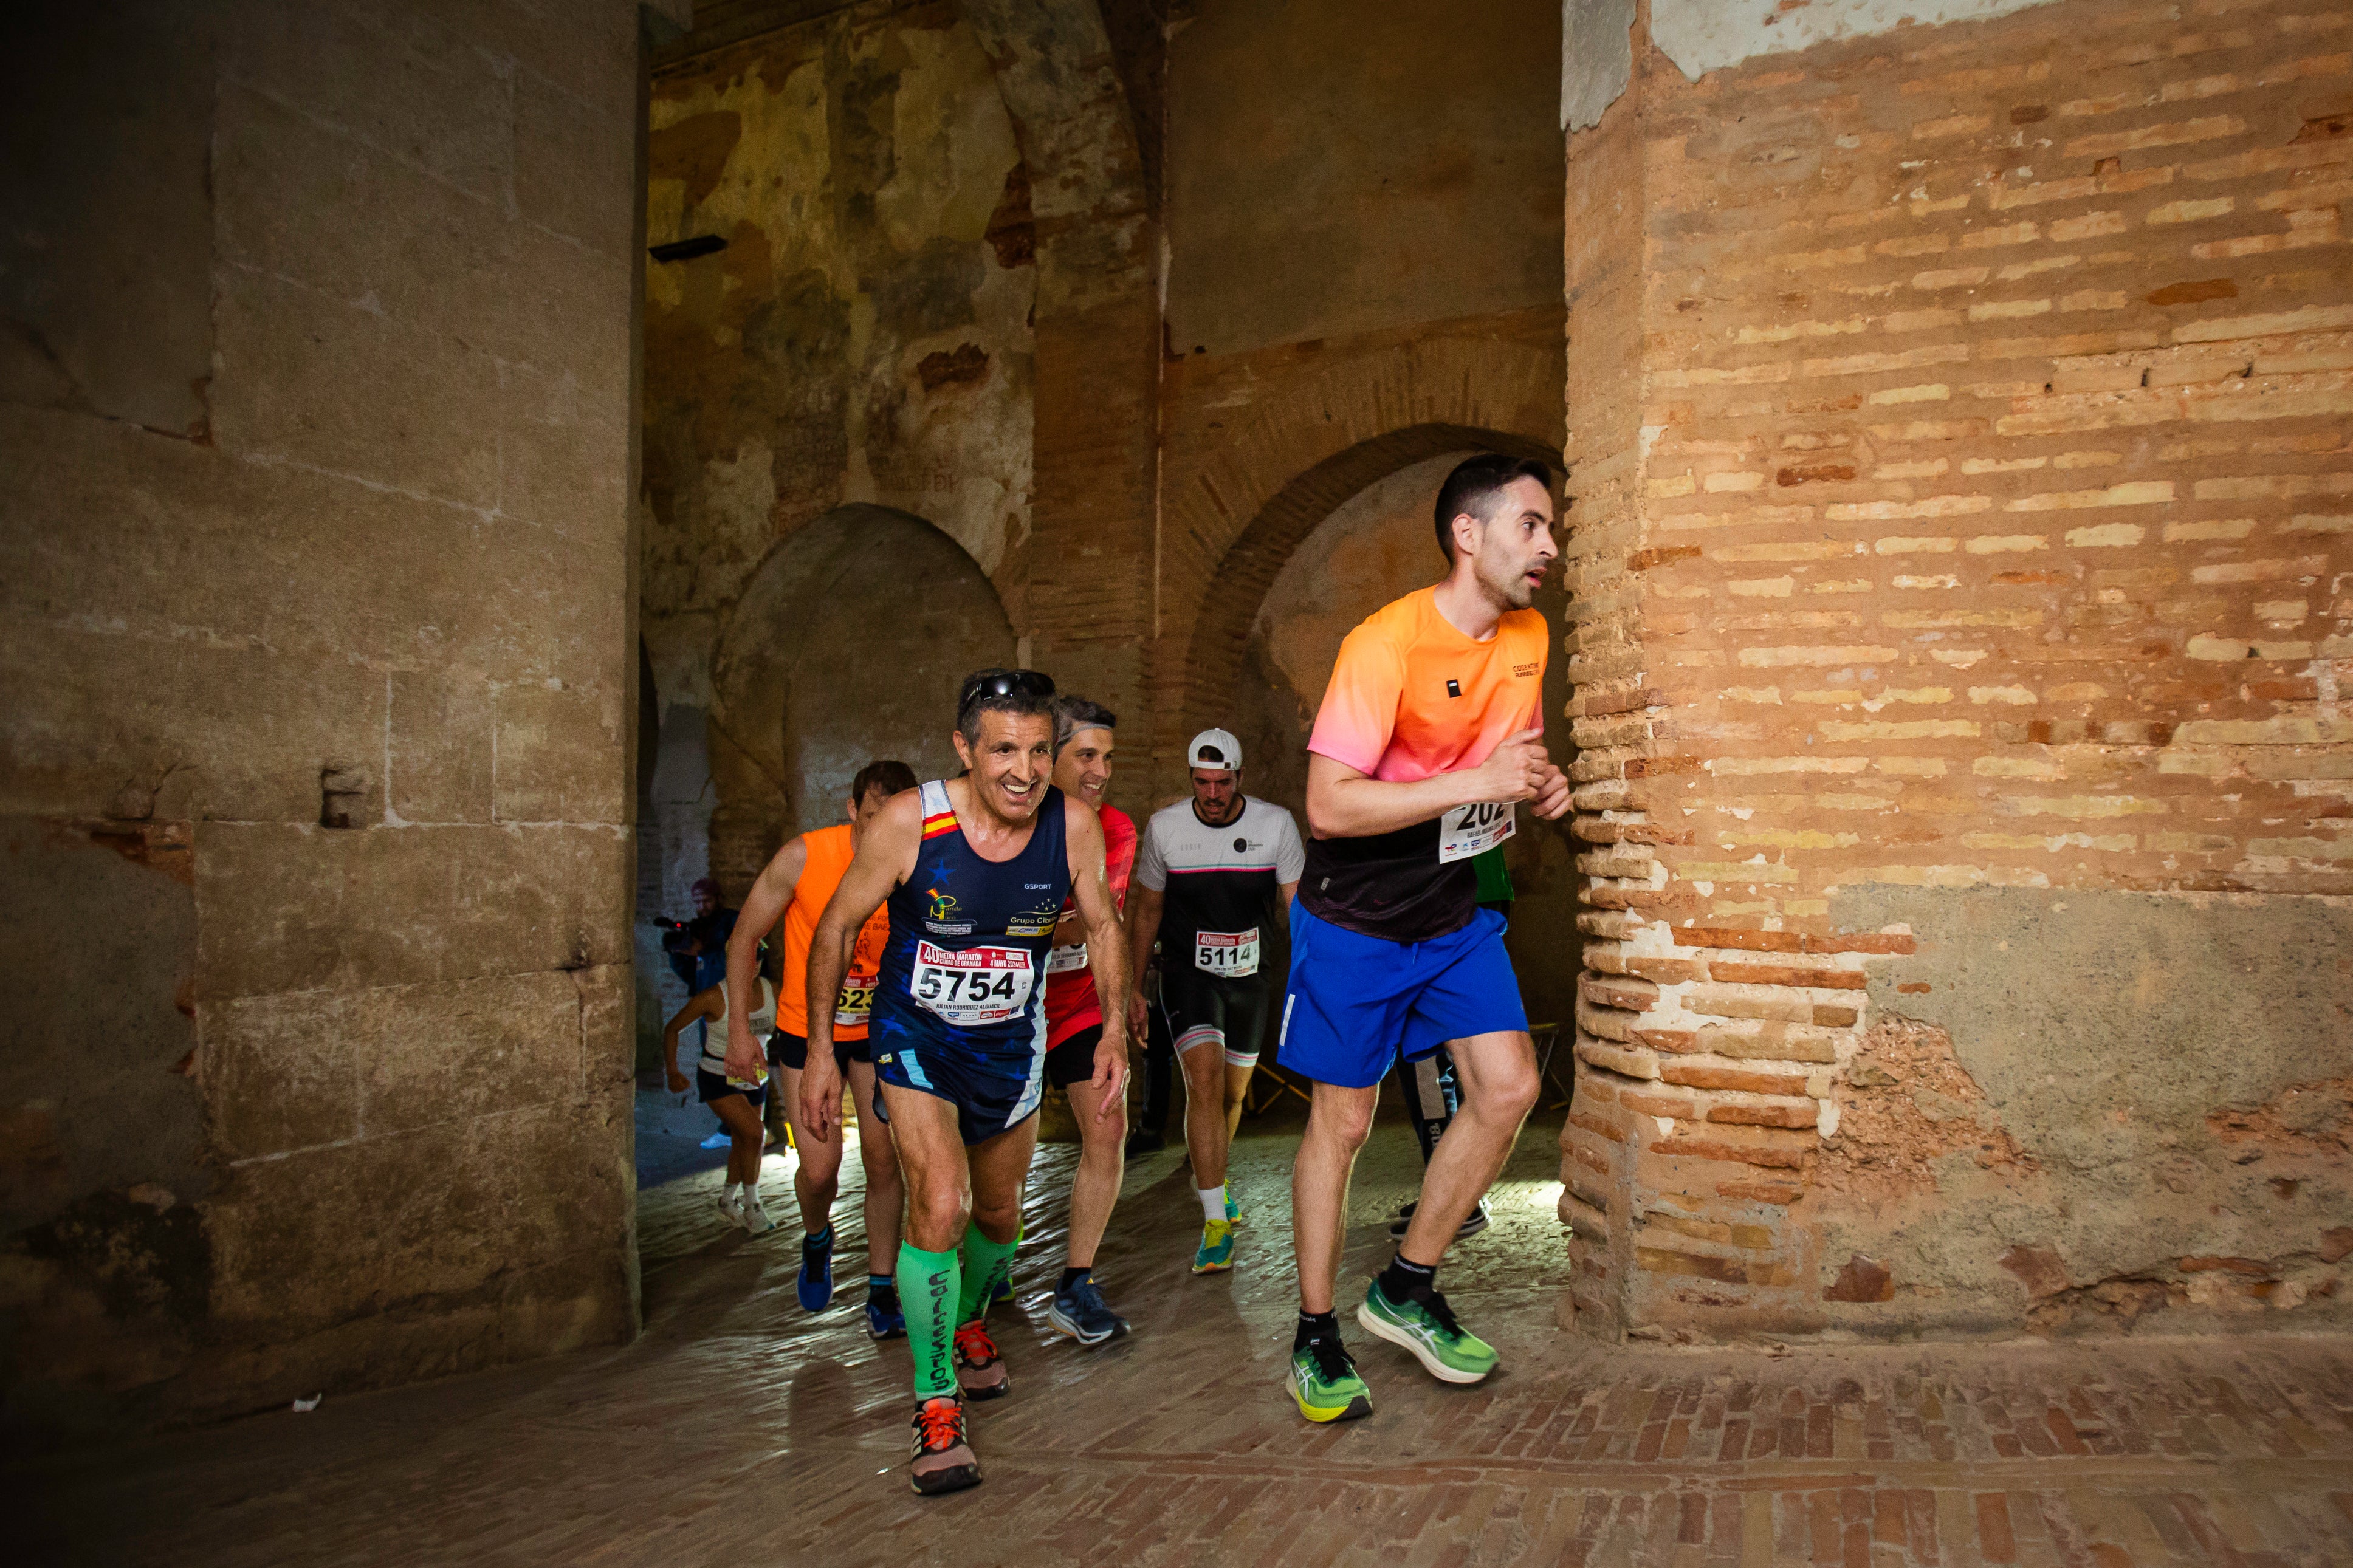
[1026,280,1159,795]
[1558,46,1669,1333]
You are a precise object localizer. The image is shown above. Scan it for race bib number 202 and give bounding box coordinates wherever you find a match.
[911,940,1035,1027]
[1439,801,1515,864]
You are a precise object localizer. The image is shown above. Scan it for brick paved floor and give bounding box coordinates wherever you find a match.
[17,1122,2353,1566]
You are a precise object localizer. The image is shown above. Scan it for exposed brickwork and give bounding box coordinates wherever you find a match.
[1562,0,2352,1338]
[1150,308,1566,799]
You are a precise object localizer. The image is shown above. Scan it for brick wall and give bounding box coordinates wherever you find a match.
[1564,0,2353,1339]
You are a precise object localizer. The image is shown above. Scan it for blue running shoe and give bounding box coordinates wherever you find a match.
[1047,1276,1127,1347]
[990,1274,1013,1306]
[797,1227,834,1312]
[866,1279,907,1340]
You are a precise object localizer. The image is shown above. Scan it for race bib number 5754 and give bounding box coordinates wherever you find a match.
[911,940,1035,1027]
[1439,801,1515,864]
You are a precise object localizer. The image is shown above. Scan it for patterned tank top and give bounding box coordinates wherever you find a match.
[873,779,1071,1058]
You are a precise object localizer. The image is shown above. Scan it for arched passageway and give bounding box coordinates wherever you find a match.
[706,505,1017,891]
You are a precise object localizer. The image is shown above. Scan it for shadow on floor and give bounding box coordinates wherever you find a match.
[17,1120,2353,1567]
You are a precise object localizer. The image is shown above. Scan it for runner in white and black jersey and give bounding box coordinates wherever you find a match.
[1124,729,1304,1274]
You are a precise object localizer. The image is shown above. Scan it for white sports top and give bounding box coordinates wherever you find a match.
[699,976,777,1079]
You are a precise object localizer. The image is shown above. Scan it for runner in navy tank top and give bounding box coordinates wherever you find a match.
[868,776,1068,1139]
[800,669,1130,1500]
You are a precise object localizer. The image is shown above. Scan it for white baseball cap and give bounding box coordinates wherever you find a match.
[1187,728,1242,771]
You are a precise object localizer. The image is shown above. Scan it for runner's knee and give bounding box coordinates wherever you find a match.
[1177,1032,1225,1083]
[1469,1059,1541,1121]
[969,1188,1021,1241]
[907,1180,970,1239]
[1314,1092,1377,1150]
[1079,1096,1127,1147]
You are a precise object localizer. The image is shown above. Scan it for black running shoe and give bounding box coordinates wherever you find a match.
[1386,1199,1491,1242]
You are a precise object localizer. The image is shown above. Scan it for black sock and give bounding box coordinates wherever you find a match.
[868,1273,894,1296]
[1379,1253,1437,1303]
[1294,1309,1339,1351]
[805,1223,832,1247]
[1057,1265,1091,1293]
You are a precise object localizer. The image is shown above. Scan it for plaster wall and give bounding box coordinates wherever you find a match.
[0,0,647,1426]
[1559,0,2353,1340]
[1164,0,1565,358]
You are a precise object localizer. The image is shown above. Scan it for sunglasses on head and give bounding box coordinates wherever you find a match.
[957,669,1056,715]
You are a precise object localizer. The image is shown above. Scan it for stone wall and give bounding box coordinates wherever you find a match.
[0,0,651,1428]
[1561,0,2353,1340]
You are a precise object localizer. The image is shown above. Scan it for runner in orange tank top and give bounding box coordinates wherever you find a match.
[726,760,920,1337]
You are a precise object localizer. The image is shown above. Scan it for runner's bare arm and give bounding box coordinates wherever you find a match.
[1305,730,1551,838]
[1066,796,1130,1117]
[801,790,921,1142]
[1123,883,1163,1035]
[723,835,807,1079]
[1277,879,1299,914]
[661,986,722,1093]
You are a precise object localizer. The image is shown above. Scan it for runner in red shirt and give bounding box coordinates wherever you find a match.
[1039,696,1137,1346]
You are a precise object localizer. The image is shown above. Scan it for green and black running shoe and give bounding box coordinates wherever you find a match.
[1286,1337,1373,1423]
[1358,1278,1498,1385]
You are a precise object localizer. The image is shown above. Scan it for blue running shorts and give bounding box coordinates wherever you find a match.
[1277,902,1527,1090]
[872,1035,1047,1147]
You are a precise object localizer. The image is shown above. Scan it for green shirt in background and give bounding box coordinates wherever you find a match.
[1472,843,1514,908]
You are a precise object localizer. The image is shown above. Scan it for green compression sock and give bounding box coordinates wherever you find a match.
[954,1219,1021,1325]
[896,1241,961,1399]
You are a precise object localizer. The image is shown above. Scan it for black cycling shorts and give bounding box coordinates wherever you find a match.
[768,1030,874,1073]
[1159,968,1271,1067]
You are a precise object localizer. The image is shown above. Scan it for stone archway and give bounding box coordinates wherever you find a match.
[1152,334,1565,790]
[706,504,1016,893]
[1176,420,1562,753]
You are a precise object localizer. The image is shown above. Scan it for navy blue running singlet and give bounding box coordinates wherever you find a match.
[871,779,1071,1143]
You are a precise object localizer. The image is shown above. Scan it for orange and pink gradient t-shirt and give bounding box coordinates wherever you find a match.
[1301,586,1547,942]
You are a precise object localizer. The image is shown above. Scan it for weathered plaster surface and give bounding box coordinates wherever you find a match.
[642,7,1035,621]
[1167,0,1563,358]
[1563,0,2067,127]
[1561,0,1635,132]
[1648,0,2066,79]
[1824,886,2353,1332]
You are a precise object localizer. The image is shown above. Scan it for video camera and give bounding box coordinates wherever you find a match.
[653,913,723,956]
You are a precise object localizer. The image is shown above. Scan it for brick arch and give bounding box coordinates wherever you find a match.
[1156,336,1565,778]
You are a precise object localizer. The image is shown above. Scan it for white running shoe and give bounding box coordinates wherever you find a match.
[743,1196,778,1234]
[716,1188,747,1228]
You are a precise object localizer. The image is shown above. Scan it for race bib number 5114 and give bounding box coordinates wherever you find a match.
[911,940,1035,1027]
[1194,927,1259,978]
[1439,801,1515,864]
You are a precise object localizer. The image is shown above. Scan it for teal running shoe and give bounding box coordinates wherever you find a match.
[1358,1278,1498,1385]
[1286,1337,1372,1423]
[1225,1191,1242,1227]
[1190,1217,1235,1274]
